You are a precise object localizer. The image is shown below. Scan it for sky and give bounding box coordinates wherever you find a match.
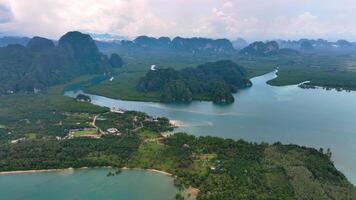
[1,0,356,41]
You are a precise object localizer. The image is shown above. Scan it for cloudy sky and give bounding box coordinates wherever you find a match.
[1,0,356,41]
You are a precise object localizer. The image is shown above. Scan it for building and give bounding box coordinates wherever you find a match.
[106,128,121,135]
[11,137,25,144]
[110,107,125,114]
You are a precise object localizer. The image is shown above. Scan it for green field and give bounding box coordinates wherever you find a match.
[72,129,99,137]
[26,133,37,140]
[86,72,161,102]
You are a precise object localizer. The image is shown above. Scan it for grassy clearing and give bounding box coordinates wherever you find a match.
[0,124,5,129]
[192,153,217,175]
[48,74,100,95]
[85,72,161,102]
[73,129,98,137]
[139,130,160,140]
[129,140,167,169]
[26,133,37,140]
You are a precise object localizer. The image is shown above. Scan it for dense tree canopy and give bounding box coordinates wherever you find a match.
[137,60,252,103]
[109,53,124,68]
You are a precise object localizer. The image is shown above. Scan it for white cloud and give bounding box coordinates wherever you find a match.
[1,0,356,40]
[0,0,12,23]
[0,0,177,38]
[222,1,233,8]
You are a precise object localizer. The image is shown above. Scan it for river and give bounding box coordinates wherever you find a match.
[65,71,356,184]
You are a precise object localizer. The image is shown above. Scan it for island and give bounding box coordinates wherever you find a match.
[137,60,252,104]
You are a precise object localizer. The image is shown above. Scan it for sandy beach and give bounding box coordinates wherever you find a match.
[122,167,173,176]
[0,168,75,175]
[0,167,173,177]
[146,169,172,176]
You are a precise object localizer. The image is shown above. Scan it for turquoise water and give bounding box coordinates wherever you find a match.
[65,71,356,184]
[0,169,177,200]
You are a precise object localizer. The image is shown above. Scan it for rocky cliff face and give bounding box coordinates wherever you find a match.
[111,36,235,54]
[240,41,279,56]
[58,31,112,74]
[26,37,55,53]
[0,31,117,95]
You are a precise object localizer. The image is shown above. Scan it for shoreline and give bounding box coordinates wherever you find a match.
[122,167,172,176]
[0,167,173,177]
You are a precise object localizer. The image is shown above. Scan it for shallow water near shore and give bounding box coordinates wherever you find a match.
[0,168,177,200]
[65,71,356,184]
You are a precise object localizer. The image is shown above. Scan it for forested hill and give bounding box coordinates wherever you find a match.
[0,36,30,47]
[0,31,123,95]
[137,60,252,104]
[97,35,235,54]
[240,41,298,56]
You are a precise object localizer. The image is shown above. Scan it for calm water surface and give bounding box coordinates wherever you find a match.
[0,169,177,200]
[65,71,356,184]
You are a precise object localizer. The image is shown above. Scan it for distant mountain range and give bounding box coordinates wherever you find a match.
[239,41,299,56]
[0,36,31,47]
[97,35,236,54]
[276,39,356,50]
[231,38,249,50]
[0,31,123,95]
[88,33,129,42]
[2,34,356,54]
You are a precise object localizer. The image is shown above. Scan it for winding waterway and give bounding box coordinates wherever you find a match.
[65,71,356,184]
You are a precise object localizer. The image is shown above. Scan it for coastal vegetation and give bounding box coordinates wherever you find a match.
[0,128,355,199]
[0,86,355,199]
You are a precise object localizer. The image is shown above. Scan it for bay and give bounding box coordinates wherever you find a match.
[0,169,177,200]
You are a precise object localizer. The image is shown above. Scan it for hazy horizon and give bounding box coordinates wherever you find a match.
[1,0,356,41]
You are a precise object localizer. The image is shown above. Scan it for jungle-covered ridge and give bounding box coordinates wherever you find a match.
[137,60,252,103]
[0,31,123,95]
